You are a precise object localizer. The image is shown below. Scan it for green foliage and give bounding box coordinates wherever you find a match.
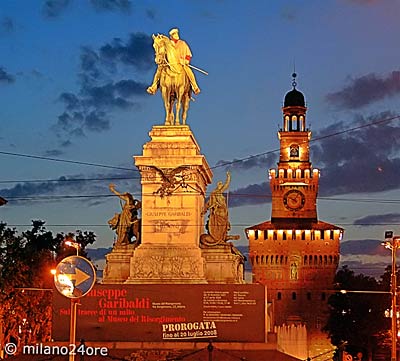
[0,220,96,347]
[324,265,391,359]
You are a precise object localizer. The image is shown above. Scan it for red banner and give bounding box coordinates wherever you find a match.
[52,284,266,342]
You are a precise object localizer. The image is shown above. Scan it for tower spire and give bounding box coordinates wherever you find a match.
[292,71,297,89]
[292,60,297,88]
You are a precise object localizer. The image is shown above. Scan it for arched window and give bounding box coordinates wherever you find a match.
[277,292,282,300]
[292,292,297,300]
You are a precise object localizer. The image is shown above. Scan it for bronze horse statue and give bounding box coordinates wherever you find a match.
[152,34,191,125]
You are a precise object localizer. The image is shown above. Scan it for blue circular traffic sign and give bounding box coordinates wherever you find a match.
[54,256,96,298]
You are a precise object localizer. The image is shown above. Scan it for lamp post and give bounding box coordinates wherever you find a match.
[65,239,80,256]
[382,231,399,361]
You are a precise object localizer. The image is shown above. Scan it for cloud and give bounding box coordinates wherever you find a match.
[42,0,71,18]
[1,171,141,206]
[1,16,15,33]
[339,239,391,277]
[313,111,400,196]
[326,70,400,109]
[53,32,152,142]
[145,8,156,20]
[216,153,277,172]
[353,213,400,226]
[89,0,132,13]
[341,239,387,256]
[229,182,270,208]
[280,5,299,21]
[344,0,380,4]
[226,111,400,207]
[99,33,154,71]
[0,67,15,84]
[43,149,64,157]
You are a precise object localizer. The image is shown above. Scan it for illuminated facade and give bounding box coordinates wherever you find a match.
[246,75,343,359]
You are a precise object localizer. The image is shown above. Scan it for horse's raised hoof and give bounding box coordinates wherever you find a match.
[193,87,201,95]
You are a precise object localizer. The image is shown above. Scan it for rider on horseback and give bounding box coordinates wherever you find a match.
[147,28,201,95]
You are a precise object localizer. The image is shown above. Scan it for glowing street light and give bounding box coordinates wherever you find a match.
[65,238,81,256]
[382,230,400,361]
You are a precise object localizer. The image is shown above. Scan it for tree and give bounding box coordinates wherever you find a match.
[0,220,96,348]
[324,265,391,360]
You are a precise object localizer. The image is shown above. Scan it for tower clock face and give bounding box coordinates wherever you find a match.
[283,190,305,211]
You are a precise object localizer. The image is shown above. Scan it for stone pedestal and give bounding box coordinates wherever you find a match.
[201,243,245,284]
[102,244,136,284]
[126,244,206,284]
[126,125,213,284]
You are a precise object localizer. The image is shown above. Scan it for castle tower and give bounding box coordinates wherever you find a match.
[245,74,343,359]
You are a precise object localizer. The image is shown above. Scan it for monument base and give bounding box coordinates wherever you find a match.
[102,244,137,284]
[125,243,207,284]
[201,243,245,284]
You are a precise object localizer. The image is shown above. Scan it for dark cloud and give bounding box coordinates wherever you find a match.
[42,0,71,18]
[0,67,15,84]
[1,180,66,200]
[216,153,277,172]
[99,33,154,71]
[61,140,72,147]
[1,16,15,33]
[145,8,156,20]
[229,182,270,208]
[280,5,298,21]
[226,111,400,207]
[340,239,387,256]
[1,172,140,206]
[43,149,64,157]
[55,110,110,135]
[326,70,400,109]
[53,33,152,142]
[344,0,379,4]
[353,213,400,226]
[314,111,400,196]
[89,0,132,13]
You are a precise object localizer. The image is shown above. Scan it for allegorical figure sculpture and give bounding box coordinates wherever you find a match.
[108,183,141,247]
[201,172,239,246]
[147,28,205,126]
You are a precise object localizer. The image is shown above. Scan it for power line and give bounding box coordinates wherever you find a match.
[1,113,399,182]
[0,150,138,172]
[6,191,400,206]
[0,176,139,184]
[211,114,400,170]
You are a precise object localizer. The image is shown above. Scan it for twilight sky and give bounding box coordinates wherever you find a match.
[1,0,400,276]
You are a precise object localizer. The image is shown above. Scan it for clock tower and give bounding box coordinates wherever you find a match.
[246,74,343,360]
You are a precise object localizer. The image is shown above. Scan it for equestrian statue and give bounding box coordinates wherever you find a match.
[147,28,206,126]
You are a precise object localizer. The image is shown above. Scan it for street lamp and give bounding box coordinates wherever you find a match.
[382,230,400,361]
[65,239,80,256]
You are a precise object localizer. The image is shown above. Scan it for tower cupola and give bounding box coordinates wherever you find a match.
[282,73,307,132]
